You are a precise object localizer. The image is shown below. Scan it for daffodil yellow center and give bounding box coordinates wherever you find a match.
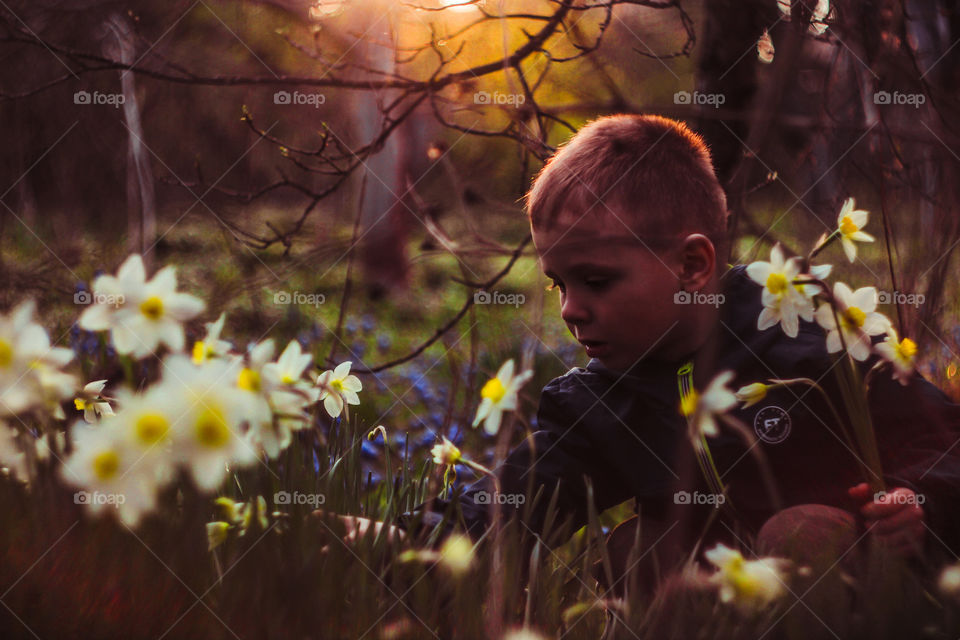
[329,378,343,391]
[195,407,230,448]
[140,296,164,320]
[680,390,699,417]
[93,450,120,480]
[766,272,788,295]
[135,413,169,445]
[237,368,261,392]
[74,398,88,411]
[481,378,506,403]
[840,215,858,236]
[842,307,866,329]
[0,340,12,368]
[283,374,298,385]
[898,338,917,361]
[192,341,207,364]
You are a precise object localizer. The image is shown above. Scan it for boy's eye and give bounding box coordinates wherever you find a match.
[584,277,611,290]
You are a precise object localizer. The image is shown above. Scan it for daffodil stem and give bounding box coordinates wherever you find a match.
[120,355,135,389]
[823,306,886,491]
[486,417,511,637]
[808,229,840,262]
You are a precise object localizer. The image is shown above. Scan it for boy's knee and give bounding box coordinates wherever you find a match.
[599,515,689,597]
[757,504,859,570]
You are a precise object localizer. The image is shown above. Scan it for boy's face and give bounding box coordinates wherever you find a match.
[533,212,689,373]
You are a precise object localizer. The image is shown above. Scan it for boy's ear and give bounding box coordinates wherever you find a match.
[677,234,716,292]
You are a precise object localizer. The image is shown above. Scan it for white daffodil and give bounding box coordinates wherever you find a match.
[438,534,474,577]
[746,244,830,338]
[0,300,76,417]
[263,340,313,387]
[472,359,533,436]
[74,380,115,423]
[192,313,233,364]
[316,361,362,419]
[939,564,960,600]
[264,341,320,423]
[79,254,205,359]
[109,386,184,484]
[875,327,917,386]
[431,436,462,466]
[815,282,891,361]
[61,422,160,527]
[836,198,875,263]
[681,371,738,438]
[161,355,257,492]
[704,543,791,613]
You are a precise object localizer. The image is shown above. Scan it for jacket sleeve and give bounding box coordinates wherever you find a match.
[869,370,960,555]
[397,376,630,546]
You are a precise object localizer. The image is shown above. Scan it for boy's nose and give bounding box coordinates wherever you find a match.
[560,294,591,325]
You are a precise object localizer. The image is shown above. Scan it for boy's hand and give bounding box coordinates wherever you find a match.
[848,483,925,556]
[312,511,405,546]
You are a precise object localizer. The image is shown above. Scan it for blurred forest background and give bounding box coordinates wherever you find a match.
[4,1,960,638]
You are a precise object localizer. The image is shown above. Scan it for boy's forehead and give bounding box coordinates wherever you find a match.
[533,230,661,275]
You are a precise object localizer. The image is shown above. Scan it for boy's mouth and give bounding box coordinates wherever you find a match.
[579,339,608,358]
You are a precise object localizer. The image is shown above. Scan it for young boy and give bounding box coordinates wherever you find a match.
[357,115,960,590]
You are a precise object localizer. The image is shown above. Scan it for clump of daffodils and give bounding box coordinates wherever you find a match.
[473,359,533,435]
[747,243,830,338]
[745,196,916,390]
[236,339,320,459]
[704,543,791,613]
[79,254,205,359]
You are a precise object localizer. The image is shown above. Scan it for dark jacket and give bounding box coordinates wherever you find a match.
[402,266,960,555]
